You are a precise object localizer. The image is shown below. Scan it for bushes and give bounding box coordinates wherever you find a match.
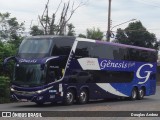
[0,76,10,103]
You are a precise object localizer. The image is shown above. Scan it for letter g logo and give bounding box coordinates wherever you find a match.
[136,64,153,84]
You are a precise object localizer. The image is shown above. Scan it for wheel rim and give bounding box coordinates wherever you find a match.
[80,91,87,102]
[132,89,136,99]
[66,92,73,103]
[139,89,144,98]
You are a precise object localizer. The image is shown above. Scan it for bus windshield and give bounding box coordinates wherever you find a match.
[13,64,45,87]
[18,38,52,58]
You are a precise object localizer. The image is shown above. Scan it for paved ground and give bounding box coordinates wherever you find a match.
[0,86,160,119]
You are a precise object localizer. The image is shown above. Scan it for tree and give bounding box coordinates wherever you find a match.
[35,0,86,35]
[30,25,44,36]
[67,23,75,36]
[0,12,24,76]
[86,27,103,40]
[0,12,25,48]
[114,21,159,49]
[78,33,86,38]
[0,13,25,103]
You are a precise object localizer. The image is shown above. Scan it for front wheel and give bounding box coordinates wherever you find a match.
[63,89,75,105]
[130,88,137,100]
[137,88,145,100]
[78,89,88,104]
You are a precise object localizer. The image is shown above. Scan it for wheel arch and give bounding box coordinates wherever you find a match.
[80,86,90,98]
[132,86,138,92]
[140,86,146,96]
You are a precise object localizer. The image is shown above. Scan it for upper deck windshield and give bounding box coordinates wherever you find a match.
[18,37,75,59]
[18,38,52,58]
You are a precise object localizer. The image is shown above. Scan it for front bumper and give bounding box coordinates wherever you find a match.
[10,89,63,103]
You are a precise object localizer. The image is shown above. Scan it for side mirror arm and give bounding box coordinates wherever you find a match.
[3,56,17,70]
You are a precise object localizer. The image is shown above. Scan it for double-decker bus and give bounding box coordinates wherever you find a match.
[3,36,157,105]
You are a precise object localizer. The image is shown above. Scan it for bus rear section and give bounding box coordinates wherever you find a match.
[63,38,157,103]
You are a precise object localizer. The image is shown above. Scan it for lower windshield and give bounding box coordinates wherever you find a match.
[13,64,45,87]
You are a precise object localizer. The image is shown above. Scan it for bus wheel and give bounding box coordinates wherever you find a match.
[78,89,88,104]
[63,89,75,105]
[137,88,145,100]
[130,88,137,100]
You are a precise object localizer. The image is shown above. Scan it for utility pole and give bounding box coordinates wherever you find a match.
[107,0,111,42]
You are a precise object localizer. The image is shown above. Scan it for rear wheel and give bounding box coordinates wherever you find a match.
[78,89,88,104]
[63,89,75,105]
[130,88,137,100]
[137,88,145,100]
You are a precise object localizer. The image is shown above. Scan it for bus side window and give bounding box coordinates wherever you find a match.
[75,42,91,58]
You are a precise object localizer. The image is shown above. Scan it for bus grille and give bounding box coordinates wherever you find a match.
[14,90,37,96]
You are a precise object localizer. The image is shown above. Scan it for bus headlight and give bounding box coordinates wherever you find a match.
[10,87,15,92]
[36,86,53,94]
[36,90,42,94]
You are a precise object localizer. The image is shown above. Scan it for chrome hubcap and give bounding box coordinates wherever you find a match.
[139,89,144,98]
[66,92,73,103]
[132,90,136,99]
[80,92,86,102]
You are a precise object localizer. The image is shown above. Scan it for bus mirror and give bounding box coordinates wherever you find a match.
[3,56,17,70]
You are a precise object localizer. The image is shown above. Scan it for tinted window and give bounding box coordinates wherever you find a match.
[89,71,134,83]
[75,41,114,59]
[75,42,91,58]
[51,38,74,56]
[128,48,156,62]
[91,44,114,59]
[79,72,88,76]
[75,41,156,62]
[67,70,134,83]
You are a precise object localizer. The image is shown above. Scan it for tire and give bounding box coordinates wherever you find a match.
[78,89,88,104]
[63,89,75,105]
[137,88,145,100]
[130,88,137,100]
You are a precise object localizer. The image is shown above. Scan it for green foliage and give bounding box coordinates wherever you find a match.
[0,12,23,77]
[78,34,86,38]
[0,12,25,103]
[67,23,75,36]
[78,27,103,40]
[115,21,159,49]
[0,76,10,103]
[30,25,44,36]
[0,12,24,42]
[0,42,16,76]
[86,27,103,40]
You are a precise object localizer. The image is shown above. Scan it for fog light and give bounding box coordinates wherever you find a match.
[37,96,43,100]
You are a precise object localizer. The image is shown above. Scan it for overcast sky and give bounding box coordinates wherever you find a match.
[0,0,160,39]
